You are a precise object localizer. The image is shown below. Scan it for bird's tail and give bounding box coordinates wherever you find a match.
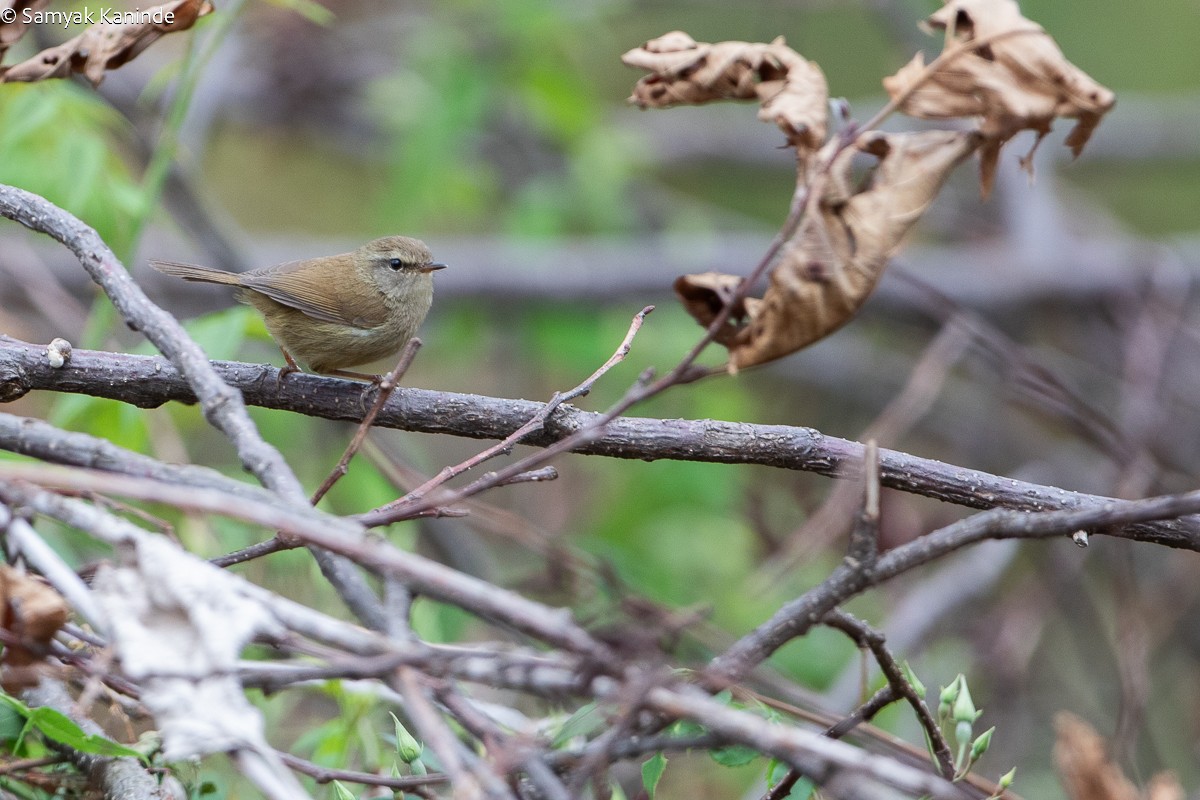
[149,259,243,286]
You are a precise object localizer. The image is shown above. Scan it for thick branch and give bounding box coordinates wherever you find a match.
[4,337,1199,550]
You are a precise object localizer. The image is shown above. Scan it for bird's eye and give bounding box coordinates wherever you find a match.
[388,258,404,271]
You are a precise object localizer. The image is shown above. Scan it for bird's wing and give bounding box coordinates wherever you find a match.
[240,259,389,328]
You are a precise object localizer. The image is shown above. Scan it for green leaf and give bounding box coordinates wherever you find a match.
[550,702,604,748]
[791,778,818,800]
[669,718,706,738]
[710,744,759,768]
[765,758,784,787]
[641,752,667,799]
[0,700,26,742]
[0,694,145,761]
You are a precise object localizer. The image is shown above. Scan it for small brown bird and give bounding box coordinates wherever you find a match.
[151,236,445,378]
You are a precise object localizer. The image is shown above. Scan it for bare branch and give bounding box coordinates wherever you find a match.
[641,683,970,800]
[823,610,955,779]
[0,466,615,662]
[364,305,652,525]
[311,338,423,506]
[276,751,447,791]
[711,488,1200,684]
[5,338,1199,550]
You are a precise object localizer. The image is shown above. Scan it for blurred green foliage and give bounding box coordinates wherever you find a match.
[366,0,644,236]
[0,83,142,254]
[1062,158,1200,236]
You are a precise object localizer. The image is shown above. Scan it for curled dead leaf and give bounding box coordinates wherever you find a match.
[0,0,50,60]
[1054,712,1182,800]
[688,129,979,370]
[0,0,213,86]
[882,0,1115,195]
[673,272,758,346]
[622,31,827,154]
[0,563,68,682]
[1143,774,1185,800]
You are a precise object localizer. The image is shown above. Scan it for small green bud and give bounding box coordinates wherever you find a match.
[970,727,995,763]
[902,662,927,699]
[999,767,1016,789]
[390,713,423,764]
[331,781,356,800]
[938,678,960,719]
[952,678,977,723]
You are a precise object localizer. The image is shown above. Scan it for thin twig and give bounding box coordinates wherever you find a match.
[0,188,301,501]
[214,338,424,563]
[276,751,447,790]
[366,306,653,523]
[823,610,956,779]
[846,439,881,568]
[311,338,423,505]
[761,687,901,800]
[436,685,571,800]
[710,483,1200,685]
[493,466,559,486]
[394,669,495,800]
[824,686,897,741]
[0,755,68,775]
[759,318,973,581]
[210,537,287,568]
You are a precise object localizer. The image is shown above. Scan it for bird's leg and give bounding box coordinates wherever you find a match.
[275,348,301,390]
[324,369,386,415]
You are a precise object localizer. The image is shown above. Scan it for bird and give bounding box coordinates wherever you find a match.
[151,236,445,379]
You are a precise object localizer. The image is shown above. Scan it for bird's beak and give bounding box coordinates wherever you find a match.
[421,262,448,273]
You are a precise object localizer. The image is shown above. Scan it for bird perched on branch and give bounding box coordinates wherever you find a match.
[152,236,445,379]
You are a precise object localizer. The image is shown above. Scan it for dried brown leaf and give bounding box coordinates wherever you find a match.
[0,0,213,86]
[883,0,1115,195]
[0,563,68,673]
[622,31,827,153]
[0,0,50,60]
[1143,774,1185,800]
[721,129,979,369]
[673,272,754,346]
[1054,712,1182,800]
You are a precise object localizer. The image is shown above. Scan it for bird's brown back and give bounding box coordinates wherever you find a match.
[239,256,391,329]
